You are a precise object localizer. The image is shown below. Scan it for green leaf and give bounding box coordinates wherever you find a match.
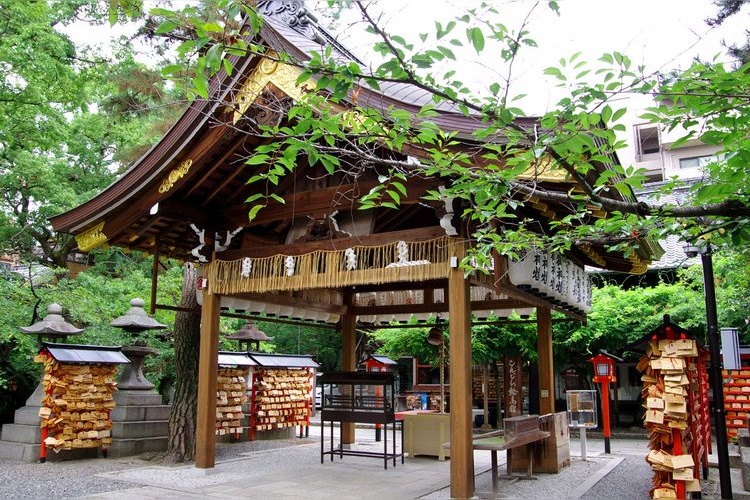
[247,204,266,223]
[245,154,270,166]
[268,193,285,204]
[466,27,485,53]
[155,20,179,35]
[192,75,208,99]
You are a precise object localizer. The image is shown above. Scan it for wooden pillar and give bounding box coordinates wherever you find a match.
[341,288,356,445]
[449,252,474,499]
[195,290,220,469]
[537,306,555,415]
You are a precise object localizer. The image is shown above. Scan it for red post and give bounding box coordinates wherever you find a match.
[601,379,611,454]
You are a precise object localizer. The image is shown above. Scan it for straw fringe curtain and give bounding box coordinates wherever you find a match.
[205,236,461,295]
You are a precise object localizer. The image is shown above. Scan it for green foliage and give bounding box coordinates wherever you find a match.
[145,1,750,264]
[258,321,343,372]
[0,250,185,420]
[0,0,184,268]
[370,324,441,366]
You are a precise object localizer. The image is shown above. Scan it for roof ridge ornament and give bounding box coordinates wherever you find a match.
[256,0,364,64]
[257,0,325,44]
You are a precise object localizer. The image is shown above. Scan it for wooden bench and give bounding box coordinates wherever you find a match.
[472,416,551,492]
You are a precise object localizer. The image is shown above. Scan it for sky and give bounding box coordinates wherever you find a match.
[325,0,749,112]
[60,0,749,114]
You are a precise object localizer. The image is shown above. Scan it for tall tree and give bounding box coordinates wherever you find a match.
[164,262,201,463]
[707,0,750,63]
[0,0,182,268]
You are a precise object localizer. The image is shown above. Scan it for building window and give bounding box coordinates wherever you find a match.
[635,124,660,159]
[679,154,722,169]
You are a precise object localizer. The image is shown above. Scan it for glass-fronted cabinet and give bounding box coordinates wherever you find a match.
[566,389,597,428]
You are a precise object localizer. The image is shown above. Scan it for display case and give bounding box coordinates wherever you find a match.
[318,371,403,469]
[566,390,597,428]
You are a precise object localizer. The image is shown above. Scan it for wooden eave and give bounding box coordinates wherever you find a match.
[51,12,659,274]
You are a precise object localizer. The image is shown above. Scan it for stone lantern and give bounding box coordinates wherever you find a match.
[19,303,84,404]
[225,320,273,351]
[0,304,85,461]
[21,303,84,346]
[110,298,166,391]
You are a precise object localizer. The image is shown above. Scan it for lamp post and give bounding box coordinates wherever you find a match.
[589,350,620,454]
[684,241,732,498]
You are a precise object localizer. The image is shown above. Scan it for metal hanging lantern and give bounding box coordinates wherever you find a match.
[426,318,447,413]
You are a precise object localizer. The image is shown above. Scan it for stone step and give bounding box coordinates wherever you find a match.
[107,436,168,458]
[0,441,38,462]
[0,423,40,444]
[13,405,42,426]
[110,405,171,422]
[111,420,169,439]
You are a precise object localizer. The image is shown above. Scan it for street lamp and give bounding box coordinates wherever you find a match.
[683,240,732,499]
[589,350,621,453]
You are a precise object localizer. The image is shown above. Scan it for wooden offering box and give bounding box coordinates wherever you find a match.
[504,415,542,438]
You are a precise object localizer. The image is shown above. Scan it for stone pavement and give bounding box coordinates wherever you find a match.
[71,425,662,500]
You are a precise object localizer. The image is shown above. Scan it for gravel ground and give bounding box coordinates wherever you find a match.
[422,456,618,499]
[0,437,317,500]
[580,454,651,499]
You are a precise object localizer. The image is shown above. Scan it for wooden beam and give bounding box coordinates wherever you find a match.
[224,176,438,226]
[221,226,446,259]
[195,291,221,469]
[448,245,474,499]
[350,298,526,316]
[184,134,247,200]
[352,279,447,294]
[97,124,229,245]
[341,288,356,445]
[537,306,555,415]
[495,281,585,321]
[150,246,159,315]
[235,292,348,316]
[154,304,337,329]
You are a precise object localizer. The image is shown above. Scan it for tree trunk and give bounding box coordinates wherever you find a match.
[163,262,201,463]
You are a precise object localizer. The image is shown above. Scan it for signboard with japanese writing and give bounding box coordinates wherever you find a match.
[503,355,523,417]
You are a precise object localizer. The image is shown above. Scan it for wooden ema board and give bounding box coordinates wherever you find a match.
[638,338,705,498]
[722,368,750,439]
[35,354,117,454]
[251,368,311,437]
[216,367,248,436]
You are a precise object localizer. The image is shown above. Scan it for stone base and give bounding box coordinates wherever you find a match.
[109,390,170,457]
[253,427,295,440]
[0,440,100,462]
[107,436,169,458]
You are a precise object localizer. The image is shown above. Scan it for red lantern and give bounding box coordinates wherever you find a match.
[589,352,617,383]
[588,350,621,454]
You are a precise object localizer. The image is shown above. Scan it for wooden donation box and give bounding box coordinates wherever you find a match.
[402,411,451,461]
[510,412,570,473]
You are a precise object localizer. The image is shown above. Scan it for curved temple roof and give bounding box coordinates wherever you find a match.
[51,1,662,323]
